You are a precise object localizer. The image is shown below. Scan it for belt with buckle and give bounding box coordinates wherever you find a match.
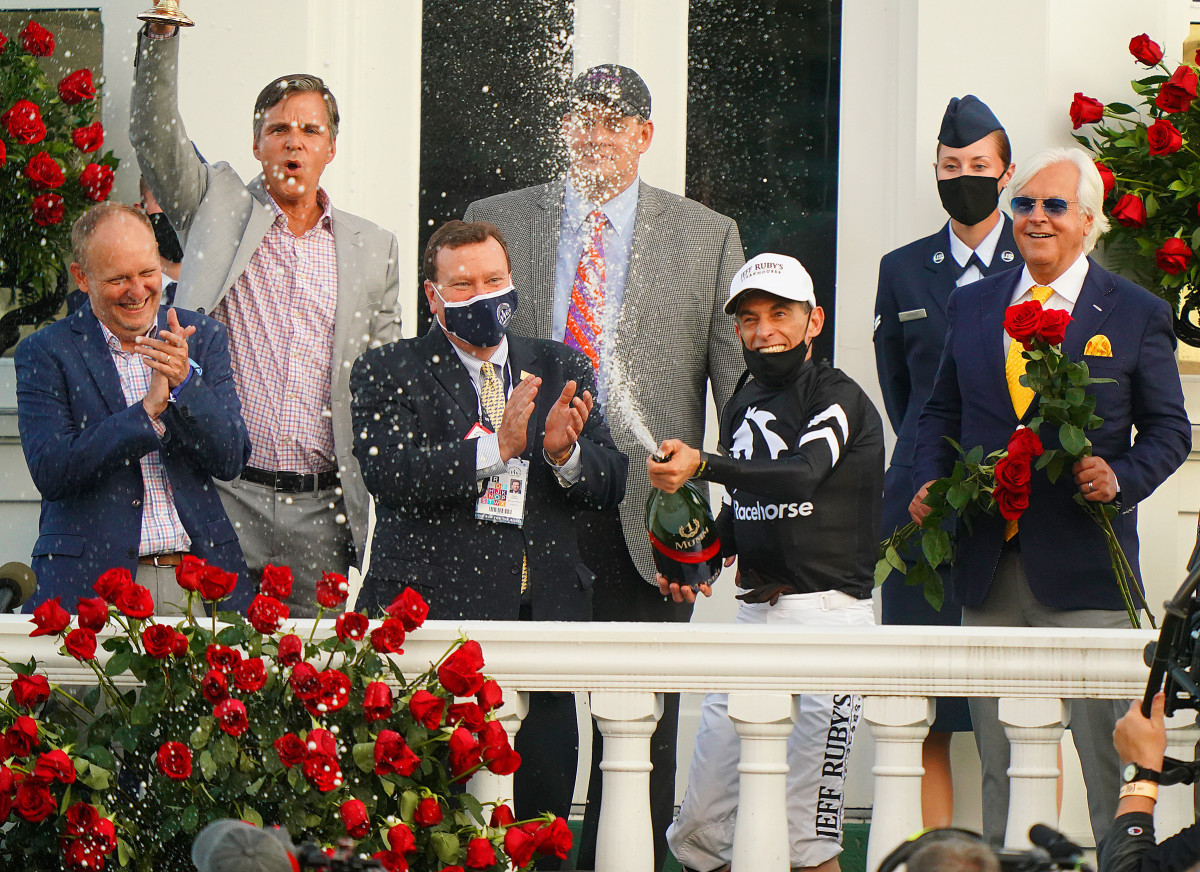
[240,466,340,494]
[139,552,188,567]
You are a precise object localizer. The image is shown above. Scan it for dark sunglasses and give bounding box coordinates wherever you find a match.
[1011,196,1077,217]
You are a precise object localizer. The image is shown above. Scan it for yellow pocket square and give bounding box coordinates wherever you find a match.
[1084,334,1112,357]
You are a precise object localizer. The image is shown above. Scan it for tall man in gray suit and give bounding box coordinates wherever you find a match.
[465,64,746,871]
[130,23,402,615]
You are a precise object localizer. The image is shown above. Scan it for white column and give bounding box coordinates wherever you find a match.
[592,691,663,872]
[1000,697,1067,848]
[467,691,529,819]
[863,696,934,872]
[728,692,798,872]
[1159,708,1200,836]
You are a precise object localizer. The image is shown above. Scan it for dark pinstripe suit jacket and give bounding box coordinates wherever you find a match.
[465,180,746,583]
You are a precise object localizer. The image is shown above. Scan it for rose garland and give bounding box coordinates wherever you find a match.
[878,301,1148,629]
[0,563,570,871]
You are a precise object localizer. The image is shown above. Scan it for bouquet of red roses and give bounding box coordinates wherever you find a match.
[0,562,570,871]
[879,299,1145,628]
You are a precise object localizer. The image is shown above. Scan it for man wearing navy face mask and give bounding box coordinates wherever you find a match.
[350,220,628,835]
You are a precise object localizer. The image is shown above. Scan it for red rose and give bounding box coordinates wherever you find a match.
[437,640,485,696]
[1129,33,1164,66]
[1003,300,1044,349]
[65,628,97,661]
[1111,193,1147,228]
[373,851,409,872]
[57,69,96,105]
[465,837,496,869]
[214,698,249,736]
[305,728,337,758]
[363,681,394,722]
[0,31,7,54]
[1157,237,1193,275]
[480,721,520,775]
[993,485,1029,521]
[277,633,303,667]
[74,596,108,632]
[156,741,191,780]
[142,624,175,659]
[71,121,104,153]
[1069,92,1103,129]
[0,764,12,792]
[24,152,64,190]
[340,798,370,839]
[172,629,189,657]
[447,727,482,779]
[385,587,429,631]
[290,662,321,700]
[504,825,537,868]
[302,754,343,792]
[448,702,485,732]
[233,657,268,693]
[1094,162,1114,200]
[335,611,369,642]
[274,733,307,767]
[388,822,417,854]
[201,668,229,704]
[30,597,70,637]
[534,817,572,859]
[414,796,443,827]
[20,20,53,56]
[31,193,64,226]
[1,99,45,145]
[197,565,237,601]
[1147,118,1184,156]
[247,594,289,634]
[489,804,516,828]
[260,564,293,599]
[994,456,1031,493]
[116,583,155,619]
[33,749,75,784]
[65,801,100,836]
[1155,65,1199,113]
[81,163,115,202]
[1037,308,1071,347]
[374,729,421,776]
[477,680,503,712]
[64,840,111,872]
[94,567,133,603]
[175,555,206,592]
[11,674,50,709]
[5,716,38,758]
[369,618,406,655]
[14,779,55,822]
[311,669,351,714]
[410,690,445,729]
[206,644,242,673]
[316,571,350,609]
[1007,427,1044,461]
[0,140,5,166]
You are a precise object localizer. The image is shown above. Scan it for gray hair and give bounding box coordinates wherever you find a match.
[1009,146,1110,254]
[908,836,1000,872]
[71,202,153,272]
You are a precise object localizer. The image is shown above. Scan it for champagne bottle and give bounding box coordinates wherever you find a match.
[645,480,723,589]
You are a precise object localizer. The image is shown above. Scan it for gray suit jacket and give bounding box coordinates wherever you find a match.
[130,32,402,558]
[465,180,745,582]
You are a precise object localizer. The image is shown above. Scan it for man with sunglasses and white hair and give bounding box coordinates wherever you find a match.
[911,147,1190,847]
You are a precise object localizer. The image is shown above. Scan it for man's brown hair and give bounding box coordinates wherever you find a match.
[71,202,154,272]
[252,74,340,142]
[423,220,512,284]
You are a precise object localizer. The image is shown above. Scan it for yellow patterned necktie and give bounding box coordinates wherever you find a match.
[1003,285,1054,540]
[479,362,528,594]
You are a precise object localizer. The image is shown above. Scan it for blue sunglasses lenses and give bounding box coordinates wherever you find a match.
[1012,197,1070,216]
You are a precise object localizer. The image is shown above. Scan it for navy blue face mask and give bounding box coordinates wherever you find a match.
[435,285,518,348]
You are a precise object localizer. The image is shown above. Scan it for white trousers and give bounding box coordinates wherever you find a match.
[667,590,875,871]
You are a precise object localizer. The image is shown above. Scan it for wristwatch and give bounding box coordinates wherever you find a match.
[1121,762,1161,784]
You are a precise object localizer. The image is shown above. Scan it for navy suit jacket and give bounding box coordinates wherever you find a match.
[16,306,252,609]
[875,216,1022,540]
[351,327,629,620]
[913,258,1191,610]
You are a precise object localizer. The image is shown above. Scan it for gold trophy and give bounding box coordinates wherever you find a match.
[137,0,195,28]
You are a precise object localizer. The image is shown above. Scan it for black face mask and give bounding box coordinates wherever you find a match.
[937,174,1004,227]
[148,211,184,264]
[741,311,813,388]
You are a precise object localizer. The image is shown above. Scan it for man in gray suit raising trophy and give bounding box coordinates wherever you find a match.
[130,19,403,614]
[465,63,746,871]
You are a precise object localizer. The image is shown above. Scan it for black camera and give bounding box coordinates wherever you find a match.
[292,839,384,872]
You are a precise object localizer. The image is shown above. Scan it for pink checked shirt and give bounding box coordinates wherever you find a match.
[99,322,191,556]
[213,189,339,473]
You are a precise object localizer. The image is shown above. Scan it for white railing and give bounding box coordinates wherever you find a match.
[2,617,1193,872]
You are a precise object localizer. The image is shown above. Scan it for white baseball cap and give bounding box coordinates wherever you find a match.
[724,253,816,315]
